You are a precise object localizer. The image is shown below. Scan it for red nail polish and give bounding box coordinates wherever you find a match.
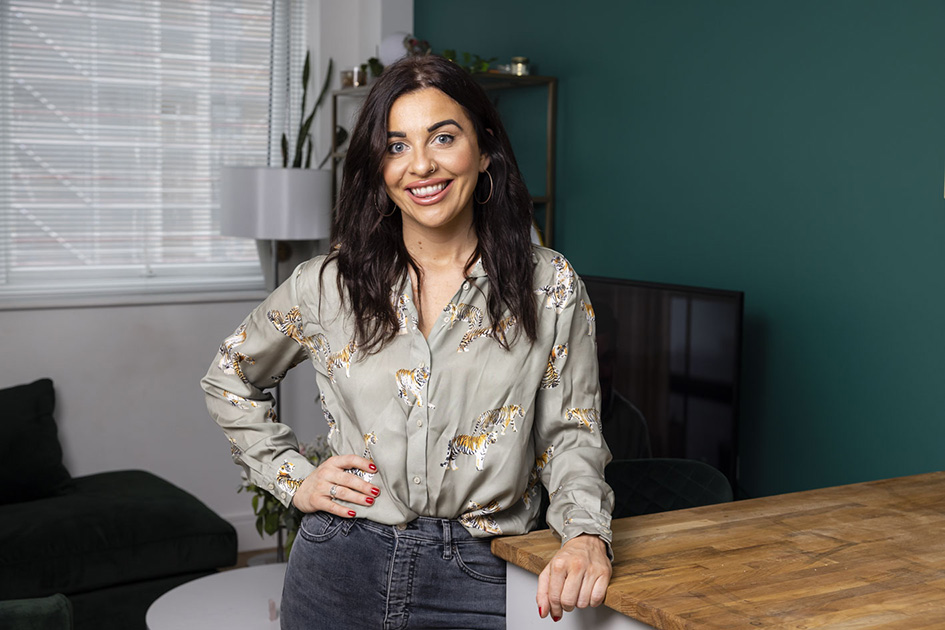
[371,487,380,496]
[348,510,356,517]
[368,463,377,471]
[553,616,561,622]
[538,606,543,617]
[365,496,374,505]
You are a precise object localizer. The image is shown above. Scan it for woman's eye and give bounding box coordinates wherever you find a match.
[387,141,406,155]
[433,133,454,146]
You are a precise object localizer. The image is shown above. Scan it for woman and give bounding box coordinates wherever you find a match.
[202,54,613,629]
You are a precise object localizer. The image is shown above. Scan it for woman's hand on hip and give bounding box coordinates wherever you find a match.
[536,533,611,621]
[290,454,379,518]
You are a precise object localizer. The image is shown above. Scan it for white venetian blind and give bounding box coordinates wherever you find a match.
[0,0,303,303]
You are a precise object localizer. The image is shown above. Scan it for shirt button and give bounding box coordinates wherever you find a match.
[412,476,422,485]
[267,483,274,490]
[281,492,287,499]
[417,419,423,427]
[462,281,470,291]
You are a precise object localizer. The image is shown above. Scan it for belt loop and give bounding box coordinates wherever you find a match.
[442,519,452,560]
[341,518,356,536]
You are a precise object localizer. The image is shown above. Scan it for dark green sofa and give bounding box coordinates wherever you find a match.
[0,379,237,630]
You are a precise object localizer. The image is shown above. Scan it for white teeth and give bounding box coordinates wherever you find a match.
[409,182,447,197]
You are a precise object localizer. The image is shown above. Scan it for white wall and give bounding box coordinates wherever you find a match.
[0,0,414,552]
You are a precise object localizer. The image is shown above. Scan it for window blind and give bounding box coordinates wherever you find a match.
[0,0,304,303]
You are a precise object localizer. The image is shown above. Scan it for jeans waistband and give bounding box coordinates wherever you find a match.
[357,515,475,540]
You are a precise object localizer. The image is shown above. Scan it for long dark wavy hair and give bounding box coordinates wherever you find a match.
[324,54,537,354]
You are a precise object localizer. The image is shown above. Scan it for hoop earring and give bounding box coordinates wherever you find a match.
[377,198,396,218]
[475,170,494,205]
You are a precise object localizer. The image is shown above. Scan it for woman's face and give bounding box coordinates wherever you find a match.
[382,88,490,236]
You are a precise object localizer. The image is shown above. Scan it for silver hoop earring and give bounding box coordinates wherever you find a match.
[475,170,494,205]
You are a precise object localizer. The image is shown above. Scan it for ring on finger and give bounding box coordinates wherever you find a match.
[329,484,339,499]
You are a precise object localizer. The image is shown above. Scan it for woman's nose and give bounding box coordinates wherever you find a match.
[409,148,435,176]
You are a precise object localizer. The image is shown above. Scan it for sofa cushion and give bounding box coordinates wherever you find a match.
[0,378,72,505]
[0,470,237,599]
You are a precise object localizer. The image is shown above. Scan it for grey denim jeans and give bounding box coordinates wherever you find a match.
[281,512,506,630]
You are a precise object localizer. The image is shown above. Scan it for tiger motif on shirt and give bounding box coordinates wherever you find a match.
[459,499,503,535]
[536,256,575,312]
[443,302,483,331]
[566,407,602,433]
[391,291,416,335]
[218,324,255,382]
[457,315,518,353]
[223,390,258,409]
[472,405,524,436]
[276,460,303,495]
[344,432,378,482]
[541,344,568,389]
[267,307,327,360]
[441,431,499,471]
[522,444,555,508]
[581,300,596,337]
[227,436,242,462]
[319,393,336,440]
[396,365,431,407]
[326,341,358,382]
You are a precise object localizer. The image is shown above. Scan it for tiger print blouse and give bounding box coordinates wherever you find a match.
[201,245,614,550]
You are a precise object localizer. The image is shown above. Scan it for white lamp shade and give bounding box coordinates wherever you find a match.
[220,167,332,241]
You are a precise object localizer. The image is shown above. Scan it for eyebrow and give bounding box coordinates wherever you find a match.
[428,119,462,132]
[387,119,463,139]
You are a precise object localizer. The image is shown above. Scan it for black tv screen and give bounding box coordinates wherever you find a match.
[583,276,743,487]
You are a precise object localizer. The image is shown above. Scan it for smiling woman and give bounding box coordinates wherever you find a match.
[202,54,615,630]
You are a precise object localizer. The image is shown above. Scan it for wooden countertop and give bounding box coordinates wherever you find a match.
[491,471,945,629]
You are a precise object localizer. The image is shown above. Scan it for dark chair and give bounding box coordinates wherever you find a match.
[605,458,733,519]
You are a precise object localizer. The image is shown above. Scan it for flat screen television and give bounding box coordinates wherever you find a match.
[582,276,743,488]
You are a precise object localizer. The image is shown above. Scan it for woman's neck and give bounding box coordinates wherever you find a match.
[402,222,478,272]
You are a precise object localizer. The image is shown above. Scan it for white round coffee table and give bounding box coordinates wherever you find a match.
[146,563,287,630]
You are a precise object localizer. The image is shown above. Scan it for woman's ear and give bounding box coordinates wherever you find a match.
[480,128,494,171]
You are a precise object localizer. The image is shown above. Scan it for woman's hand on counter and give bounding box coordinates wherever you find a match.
[536,533,612,621]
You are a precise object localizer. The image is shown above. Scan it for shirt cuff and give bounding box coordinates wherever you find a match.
[561,507,615,562]
[264,457,317,508]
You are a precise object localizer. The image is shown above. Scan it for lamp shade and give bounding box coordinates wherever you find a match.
[220,166,332,241]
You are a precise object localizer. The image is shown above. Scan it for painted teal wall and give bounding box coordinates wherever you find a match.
[416,1,945,498]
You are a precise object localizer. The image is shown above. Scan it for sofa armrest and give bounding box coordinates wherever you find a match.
[0,593,73,630]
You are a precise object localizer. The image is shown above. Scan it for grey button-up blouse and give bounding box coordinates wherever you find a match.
[201,245,614,548]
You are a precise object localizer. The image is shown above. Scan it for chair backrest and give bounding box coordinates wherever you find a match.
[605,458,733,519]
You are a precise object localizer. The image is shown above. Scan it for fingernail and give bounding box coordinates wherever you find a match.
[553,616,561,622]
[365,496,375,505]
[348,510,356,517]
[368,463,377,471]
[370,487,380,496]
[538,606,543,617]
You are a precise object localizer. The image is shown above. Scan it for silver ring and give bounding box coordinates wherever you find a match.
[329,484,338,498]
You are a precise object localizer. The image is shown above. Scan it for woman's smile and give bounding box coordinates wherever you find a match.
[405,178,453,204]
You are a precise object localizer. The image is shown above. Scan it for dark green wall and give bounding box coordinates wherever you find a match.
[416,1,945,498]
